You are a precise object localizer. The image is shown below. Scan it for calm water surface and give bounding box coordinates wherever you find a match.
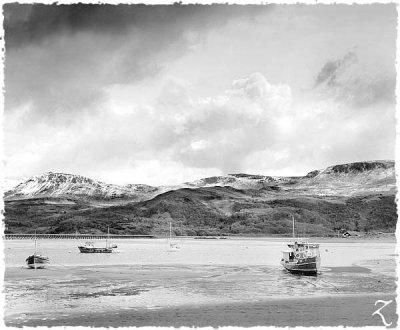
[4,237,396,267]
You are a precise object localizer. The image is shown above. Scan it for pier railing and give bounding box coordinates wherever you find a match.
[3,234,155,240]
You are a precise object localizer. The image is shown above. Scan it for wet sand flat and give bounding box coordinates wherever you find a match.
[5,262,397,327]
[7,293,397,327]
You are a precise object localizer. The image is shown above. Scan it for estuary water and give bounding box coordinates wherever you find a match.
[4,237,396,268]
[4,237,397,326]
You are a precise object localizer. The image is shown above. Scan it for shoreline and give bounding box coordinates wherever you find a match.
[6,293,397,327]
[3,233,396,243]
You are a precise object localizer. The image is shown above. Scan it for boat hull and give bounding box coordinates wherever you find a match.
[281,256,320,276]
[78,246,113,253]
[26,255,49,269]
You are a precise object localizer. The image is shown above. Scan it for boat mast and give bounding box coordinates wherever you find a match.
[106,226,109,247]
[292,215,295,239]
[169,222,172,241]
[34,230,37,255]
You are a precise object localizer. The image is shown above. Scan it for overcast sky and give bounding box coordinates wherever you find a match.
[3,4,397,186]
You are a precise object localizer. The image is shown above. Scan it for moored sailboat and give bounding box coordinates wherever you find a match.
[280,216,321,276]
[168,222,180,251]
[26,232,49,269]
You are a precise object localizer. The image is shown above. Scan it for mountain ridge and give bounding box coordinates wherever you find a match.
[5,160,396,201]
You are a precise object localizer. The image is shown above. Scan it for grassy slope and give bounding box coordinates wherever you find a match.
[4,186,397,236]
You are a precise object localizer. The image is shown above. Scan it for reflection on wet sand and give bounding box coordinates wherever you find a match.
[5,259,396,327]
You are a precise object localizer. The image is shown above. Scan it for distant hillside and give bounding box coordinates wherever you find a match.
[5,172,159,202]
[3,160,397,236]
[5,187,396,236]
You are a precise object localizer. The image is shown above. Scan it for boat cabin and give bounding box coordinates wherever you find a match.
[282,241,320,261]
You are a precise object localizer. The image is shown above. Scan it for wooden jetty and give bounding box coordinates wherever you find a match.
[4,234,155,240]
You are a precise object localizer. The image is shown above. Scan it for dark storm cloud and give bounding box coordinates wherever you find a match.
[4,4,267,49]
[3,4,270,121]
[313,50,396,107]
[314,51,357,88]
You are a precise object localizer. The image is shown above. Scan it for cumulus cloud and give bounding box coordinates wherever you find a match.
[5,72,293,182]
[4,4,397,185]
[5,65,396,184]
[146,73,292,173]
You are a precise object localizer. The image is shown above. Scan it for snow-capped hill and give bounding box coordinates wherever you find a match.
[5,160,395,201]
[185,176,235,187]
[303,160,394,178]
[228,173,272,180]
[184,174,279,190]
[122,183,158,193]
[5,172,158,200]
[304,160,394,180]
[324,160,394,174]
[297,160,396,195]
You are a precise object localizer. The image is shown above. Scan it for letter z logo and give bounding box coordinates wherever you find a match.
[372,300,393,327]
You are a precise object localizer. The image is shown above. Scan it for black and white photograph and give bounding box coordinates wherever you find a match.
[2,2,398,328]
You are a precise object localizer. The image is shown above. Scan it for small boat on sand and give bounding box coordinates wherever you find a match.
[26,254,50,269]
[280,216,321,276]
[78,241,114,253]
[26,233,49,269]
[78,227,116,253]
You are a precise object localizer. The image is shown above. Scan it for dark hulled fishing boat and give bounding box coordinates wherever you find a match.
[280,216,321,276]
[78,242,113,253]
[26,254,50,269]
[78,227,117,253]
[280,241,321,275]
